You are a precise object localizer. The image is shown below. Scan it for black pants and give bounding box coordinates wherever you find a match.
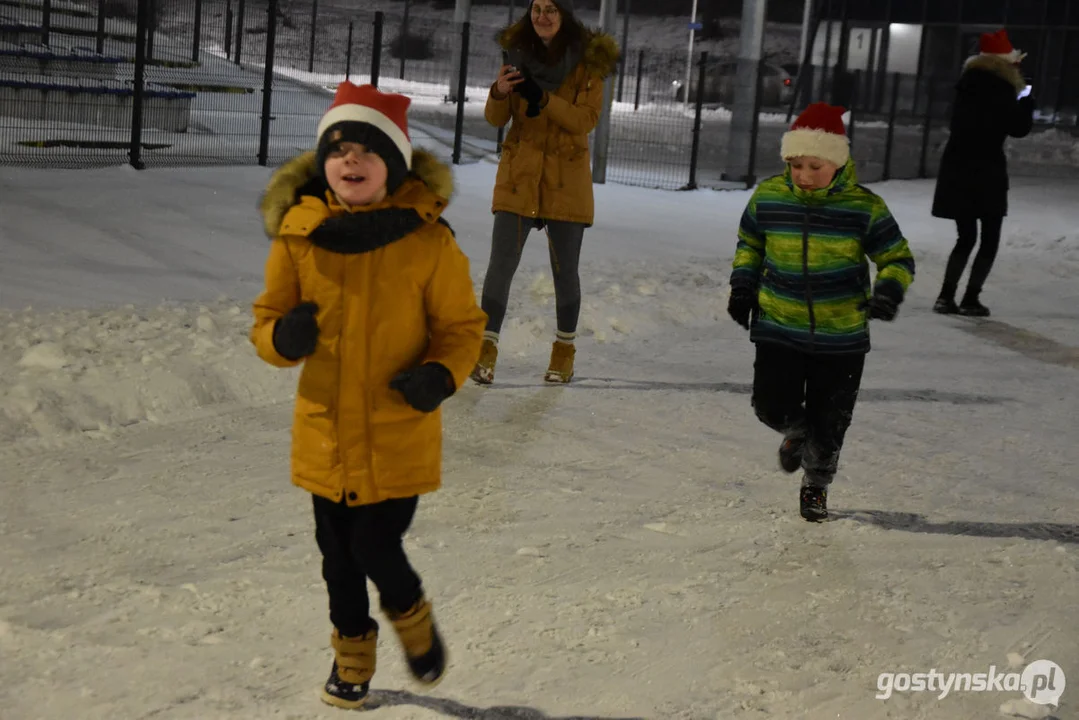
[480,211,584,336]
[940,216,1003,301]
[313,494,423,638]
[751,343,865,487]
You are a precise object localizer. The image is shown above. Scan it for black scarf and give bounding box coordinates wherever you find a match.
[307,208,453,255]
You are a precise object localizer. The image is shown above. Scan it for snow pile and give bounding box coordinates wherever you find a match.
[0,299,297,442]
[0,259,730,443]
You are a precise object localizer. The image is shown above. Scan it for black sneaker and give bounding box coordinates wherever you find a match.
[407,625,448,686]
[958,298,990,317]
[799,486,828,522]
[933,296,959,314]
[778,435,806,474]
[320,662,370,710]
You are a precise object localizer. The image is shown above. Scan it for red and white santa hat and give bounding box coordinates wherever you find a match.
[978,29,1026,64]
[316,82,413,185]
[780,102,850,168]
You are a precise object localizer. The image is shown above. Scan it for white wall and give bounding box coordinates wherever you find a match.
[811,22,922,75]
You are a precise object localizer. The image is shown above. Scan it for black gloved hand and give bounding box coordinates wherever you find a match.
[272,302,320,360]
[859,292,899,321]
[727,286,758,330]
[514,74,544,118]
[390,362,456,413]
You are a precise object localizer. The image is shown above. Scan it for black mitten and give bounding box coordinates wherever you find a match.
[389,363,455,413]
[514,74,544,118]
[859,293,899,321]
[727,286,758,330]
[272,302,320,360]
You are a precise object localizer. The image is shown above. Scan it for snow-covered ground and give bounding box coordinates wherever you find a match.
[0,151,1077,719]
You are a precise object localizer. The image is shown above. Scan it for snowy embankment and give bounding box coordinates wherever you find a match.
[2,160,1079,446]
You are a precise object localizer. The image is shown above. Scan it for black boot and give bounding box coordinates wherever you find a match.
[933,296,959,314]
[799,485,828,522]
[958,292,990,317]
[321,662,370,709]
[778,433,806,473]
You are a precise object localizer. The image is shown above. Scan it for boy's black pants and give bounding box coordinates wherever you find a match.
[751,342,865,487]
[313,494,424,638]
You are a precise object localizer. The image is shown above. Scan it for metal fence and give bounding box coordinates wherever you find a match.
[1,0,1077,187]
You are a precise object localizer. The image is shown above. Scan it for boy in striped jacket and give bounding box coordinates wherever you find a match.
[727,103,915,522]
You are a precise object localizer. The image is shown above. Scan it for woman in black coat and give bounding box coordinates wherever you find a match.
[931,30,1035,317]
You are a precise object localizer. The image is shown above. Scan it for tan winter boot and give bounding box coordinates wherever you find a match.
[470,338,498,385]
[321,626,377,709]
[385,597,448,686]
[544,341,575,383]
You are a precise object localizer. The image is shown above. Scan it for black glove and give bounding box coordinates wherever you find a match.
[514,74,544,118]
[727,286,758,330]
[390,363,455,413]
[859,292,899,321]
[272,302,320,360]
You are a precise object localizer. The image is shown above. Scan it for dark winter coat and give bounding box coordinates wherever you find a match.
[931,54,1035,220]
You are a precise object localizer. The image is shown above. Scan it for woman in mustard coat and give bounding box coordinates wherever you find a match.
[471,0,618,385]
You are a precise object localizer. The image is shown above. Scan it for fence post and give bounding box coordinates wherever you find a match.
[96,0,105,53]
[130,0,150,169]
[307,0,318,73]
[235,0,245,65]
[452,21,471,165]
[685,51,707,190]
[225,1,233,59]
[882,72,900,180]
[258,0,277,166]
[192,0,202,62]
[399,0,411,80]
[41,0,51,45]
[634,48,643,110]
[345,21,353,80]
[371,11,383,88]
[497,125,504,155]
[919,76,935,178]
[746,56,765,186]
[616,0,630,102]
[146,0,155,62]
[847,69,859,148]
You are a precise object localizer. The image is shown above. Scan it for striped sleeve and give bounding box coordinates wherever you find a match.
[863,197,915,301]
[730,192,765,290]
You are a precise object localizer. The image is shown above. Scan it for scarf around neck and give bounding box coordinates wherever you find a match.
[506,40,583,92]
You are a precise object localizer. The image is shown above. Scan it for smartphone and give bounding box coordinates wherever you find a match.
[1019,84,1032,99]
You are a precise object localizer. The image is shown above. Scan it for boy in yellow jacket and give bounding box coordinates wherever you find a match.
[252,82,486,708]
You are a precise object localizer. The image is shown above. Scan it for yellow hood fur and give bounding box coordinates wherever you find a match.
[260,148,454,238]
[963,53,1026,91]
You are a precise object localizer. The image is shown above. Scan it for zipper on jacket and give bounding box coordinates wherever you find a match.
[802,206,816,345]
[364,253,376,502]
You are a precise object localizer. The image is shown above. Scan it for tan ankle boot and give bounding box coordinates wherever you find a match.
[386,597,448,686]
[322,627,377,708]
[471,338,498,385]
[544,341,575,383]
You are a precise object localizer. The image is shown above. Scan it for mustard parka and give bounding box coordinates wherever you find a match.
[252,150,486,506]
[486,27,619,226]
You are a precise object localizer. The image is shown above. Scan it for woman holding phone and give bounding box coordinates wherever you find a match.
[472,0,618,385]
[931,29,1035,317]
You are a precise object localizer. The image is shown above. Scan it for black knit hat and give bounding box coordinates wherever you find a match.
[317,121,409,196]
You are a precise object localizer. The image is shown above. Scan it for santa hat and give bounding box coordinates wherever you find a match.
[979,29,1026,64]
[316,82,413,192]
[780,102,850,168]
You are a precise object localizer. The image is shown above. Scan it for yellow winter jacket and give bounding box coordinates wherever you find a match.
[252,150,486,506]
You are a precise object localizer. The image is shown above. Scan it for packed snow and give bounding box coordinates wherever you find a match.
[0,148,1077,719]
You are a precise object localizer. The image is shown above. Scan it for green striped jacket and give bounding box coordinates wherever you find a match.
[730,162,915,354]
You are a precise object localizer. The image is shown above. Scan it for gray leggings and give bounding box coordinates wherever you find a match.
[480,211,584,336]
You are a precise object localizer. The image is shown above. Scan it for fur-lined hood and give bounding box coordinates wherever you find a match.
[962,53,1026,91]
[260,148,453,239]
[495,25,620,79]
